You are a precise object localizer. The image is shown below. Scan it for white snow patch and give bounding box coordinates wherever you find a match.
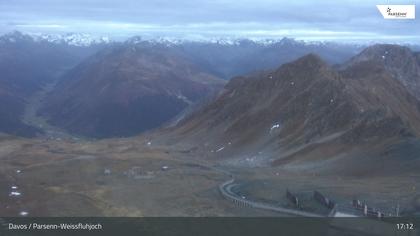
[222,154,270,168]
[382,55,386,59]
[246,156,258,162]
[16,170,21,174]
[333,212,358,217]
[290,81,295,86]
[270,124,280,132]
[10,191,21,196]
[176,94,192,104]
[147,141,152,146]
[216,147,225,152]
[11,186,18,190]
[19,211,28,216]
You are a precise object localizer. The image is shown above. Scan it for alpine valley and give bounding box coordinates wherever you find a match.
[1,31,420,217]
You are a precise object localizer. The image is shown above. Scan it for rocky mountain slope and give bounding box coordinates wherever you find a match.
[342,44,420,101]
[40,42,226,138]
[161,44,420,175]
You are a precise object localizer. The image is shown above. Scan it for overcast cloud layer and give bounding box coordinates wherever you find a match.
[0,0,419,42]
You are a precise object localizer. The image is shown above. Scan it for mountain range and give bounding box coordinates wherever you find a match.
[160,44,420,175]
[1,31,420,146]
[39,42,225,138]
[0,31,368,138]
[1,31,420,217]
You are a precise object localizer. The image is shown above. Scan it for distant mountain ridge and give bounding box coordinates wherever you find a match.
[2,31,419,142]
[1,31,360,48]
[35,34,375,138]
[0,31,110,47]
[0,31,369,80]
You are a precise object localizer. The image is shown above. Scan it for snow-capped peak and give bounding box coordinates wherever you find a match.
[126,36,186,46]
[0,31,33,44]
[124,36,303,47]
[0,31,111,46]
[31,33,111,46]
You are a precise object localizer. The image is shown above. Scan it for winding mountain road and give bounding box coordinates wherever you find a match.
[219,177,323,217]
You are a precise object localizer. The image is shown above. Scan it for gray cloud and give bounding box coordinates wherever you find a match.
[0,0,419,42]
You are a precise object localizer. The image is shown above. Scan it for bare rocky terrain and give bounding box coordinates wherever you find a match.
[0,134,288,216]
[1,133,419,217]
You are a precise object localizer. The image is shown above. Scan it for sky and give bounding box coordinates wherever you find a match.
[0,0,419,42]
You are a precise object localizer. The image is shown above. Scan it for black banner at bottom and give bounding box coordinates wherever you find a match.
[0,217,419,236]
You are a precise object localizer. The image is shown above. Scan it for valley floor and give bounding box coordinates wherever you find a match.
[21,80,80,141]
